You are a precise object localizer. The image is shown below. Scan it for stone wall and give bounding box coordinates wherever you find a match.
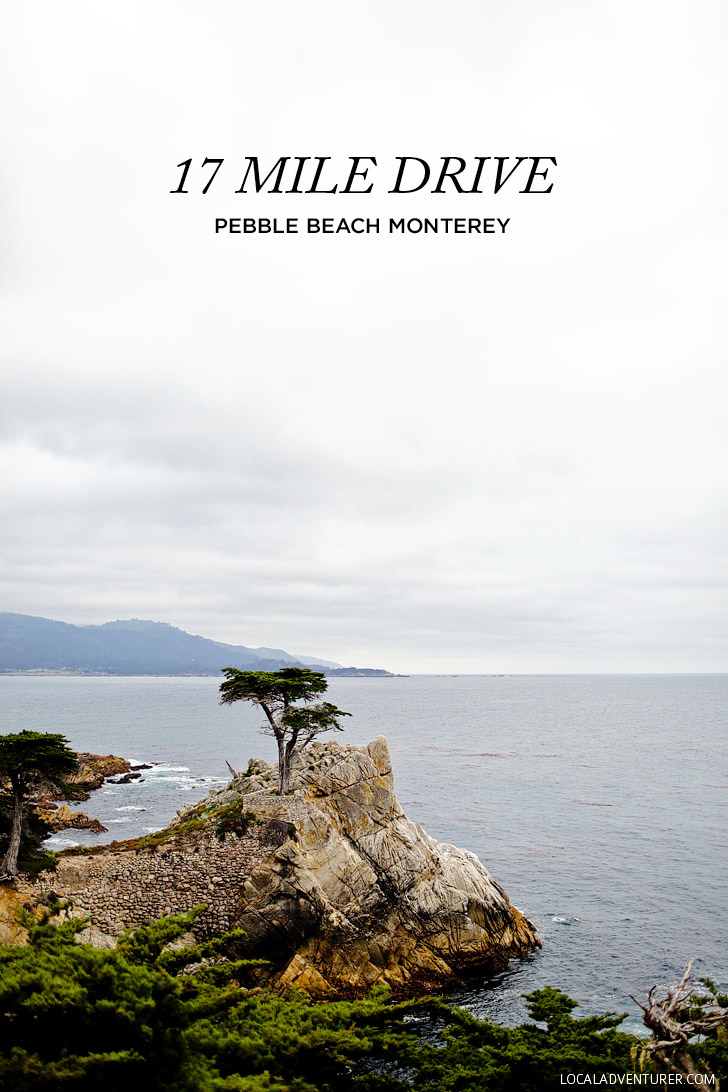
[14,794,313,943]
[25,795,308,941]
[29,834,263,939]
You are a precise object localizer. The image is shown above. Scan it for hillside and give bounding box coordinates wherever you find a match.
[0,613,344,676]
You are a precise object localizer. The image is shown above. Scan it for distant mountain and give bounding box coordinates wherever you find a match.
[0,613,345,676]
[254,647,342,670]
[326,667,399,677]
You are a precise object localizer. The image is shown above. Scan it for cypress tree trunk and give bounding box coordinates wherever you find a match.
[277,738,291,795]
[1,778,24,880]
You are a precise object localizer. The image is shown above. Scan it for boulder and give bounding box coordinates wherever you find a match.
[61,752,132,798]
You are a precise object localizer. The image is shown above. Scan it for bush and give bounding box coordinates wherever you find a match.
[17,850,58,877]
[213,801,257,841]
[1,911,726,1090]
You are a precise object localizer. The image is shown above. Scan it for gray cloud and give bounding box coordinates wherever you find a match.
[0,1,726,672]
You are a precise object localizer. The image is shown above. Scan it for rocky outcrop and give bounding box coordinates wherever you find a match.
[5,737,539,995]
[24,752,131,835]
[218,737,539,994]
[35,803,107,834]
[58,752,132,799]
[1,751,131,806]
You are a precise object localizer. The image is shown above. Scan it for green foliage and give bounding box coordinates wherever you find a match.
[392,990,639,1091]
[0,795,54,868]
[219,667,329,709]
[213,802,257,841]
[53,798,256,862]
[218,667,351,795]
[682,980,728,1079]
[525,984,579,1023]
[17,850,58,876]
[0,731,79,877]
[281,701,352,735]
[2,913,727,1091]
[0,730,79,785]
[105,802,220,853]
[0,911,407,1091]
[0,908,270,1091]
[0,910,206,1091]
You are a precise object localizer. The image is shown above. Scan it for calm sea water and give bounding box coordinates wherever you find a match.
[1,673,726,1030]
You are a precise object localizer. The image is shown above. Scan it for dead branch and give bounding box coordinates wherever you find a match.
[631,958,728,1085]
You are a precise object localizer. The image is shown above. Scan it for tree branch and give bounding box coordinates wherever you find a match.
[631,959,728,1082]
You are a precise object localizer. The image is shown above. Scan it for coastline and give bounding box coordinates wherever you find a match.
[4,737,540,997]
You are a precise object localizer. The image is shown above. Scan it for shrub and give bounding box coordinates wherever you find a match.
[2,911,726,1090]
[213,801,257,841]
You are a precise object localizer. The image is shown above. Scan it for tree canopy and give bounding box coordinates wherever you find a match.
[219,667,351,794]
[0,730,78,785]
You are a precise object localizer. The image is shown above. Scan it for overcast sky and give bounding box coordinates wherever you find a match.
[1,1,726,673]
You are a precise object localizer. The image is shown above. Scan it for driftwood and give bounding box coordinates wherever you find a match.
[631,958,728,1086]
[225,760,238,779]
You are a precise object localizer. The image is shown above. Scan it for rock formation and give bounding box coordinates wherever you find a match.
[58,752,133,799]
[3,737,539,996]
[221,737,539,994]
[35,803,107,834]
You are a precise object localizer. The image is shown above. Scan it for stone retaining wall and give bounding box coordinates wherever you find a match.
[26,793,311,940]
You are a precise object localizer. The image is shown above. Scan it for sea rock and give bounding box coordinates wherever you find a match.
[36,803,107,834]
[61,752,132,798]
[4,752,134,803]
[218,737,539,994]
[21,751,130,832]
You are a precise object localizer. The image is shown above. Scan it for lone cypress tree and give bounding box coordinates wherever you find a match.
[0,731,78,880]
[219,667,351,795]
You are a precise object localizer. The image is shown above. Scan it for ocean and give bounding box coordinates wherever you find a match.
[1,672,725,1030]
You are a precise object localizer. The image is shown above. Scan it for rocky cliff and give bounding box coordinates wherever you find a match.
[2,737,539,995]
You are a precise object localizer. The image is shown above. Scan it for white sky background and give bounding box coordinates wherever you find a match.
[1,1,726,673]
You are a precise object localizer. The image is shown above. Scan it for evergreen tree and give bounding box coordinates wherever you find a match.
[0,731,78,880]
[219,667,351,794]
